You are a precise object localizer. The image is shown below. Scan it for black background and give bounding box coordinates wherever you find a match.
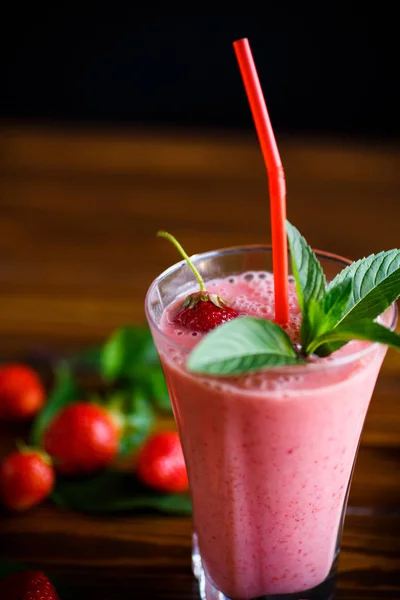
[1,8,399,139]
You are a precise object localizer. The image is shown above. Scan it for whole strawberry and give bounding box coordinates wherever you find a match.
[158,231,239,333]
[0,449,55,511]
[0,363,45,421]
[176,291,239,333]
[44,402,120,475]
[0,570,60,599]
[136,431,189,493]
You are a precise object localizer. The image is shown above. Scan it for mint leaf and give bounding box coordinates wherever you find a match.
[327,249,400,326]
[286,221,327,348]
[322,278,353,323]
[286,220,326,313]
[302,279,353,355]
[307,320,400,356]
[285,225,400,358]
[187,317,302,376]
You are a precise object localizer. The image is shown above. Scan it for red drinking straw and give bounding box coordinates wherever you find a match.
[233,38,289,325]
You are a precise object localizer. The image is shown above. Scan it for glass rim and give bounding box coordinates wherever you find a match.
[145,244,398,373]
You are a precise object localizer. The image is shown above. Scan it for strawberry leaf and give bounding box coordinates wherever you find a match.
[134,364,173,413]
[30,364,79,446]
[69,345,102,370]
[118,388,156,456]
[52,470,192,515]
[101,326,158,382]
[187,317,302,376]
[0,562,30,579]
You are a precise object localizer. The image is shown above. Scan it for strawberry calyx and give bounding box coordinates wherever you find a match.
[103,392,152,442]
[15,440,53,466]
[101,394,126,435]
[181,291,233,311]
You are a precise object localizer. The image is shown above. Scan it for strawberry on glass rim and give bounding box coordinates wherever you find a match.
[158,231,238,333]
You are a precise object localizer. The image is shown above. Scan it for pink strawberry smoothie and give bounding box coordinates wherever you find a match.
[153,272,390,598]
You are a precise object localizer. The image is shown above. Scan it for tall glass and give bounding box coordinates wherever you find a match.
[145,246,397,600]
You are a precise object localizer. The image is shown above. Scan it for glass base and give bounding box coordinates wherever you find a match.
[192,534,337,600]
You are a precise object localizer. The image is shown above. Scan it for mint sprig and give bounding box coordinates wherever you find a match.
[186,221,400,376]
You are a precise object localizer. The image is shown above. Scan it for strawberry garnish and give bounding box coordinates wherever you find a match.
[157,231,239,333]
[175,291,239,333]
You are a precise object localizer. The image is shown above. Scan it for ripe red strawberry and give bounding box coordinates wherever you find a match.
[157,231,239,333]
[44,402,120,475]
[0,449,55,511]
[0,570,60,599]
[0,363,45,421]
[175,291,238,333]
[136,431,189,493]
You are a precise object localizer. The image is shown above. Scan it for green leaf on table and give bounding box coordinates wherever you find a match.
[135,364,172,413]
[307,319,400,357]
[69,345,102,369]
[51,470,192,515]
[187,317,302,376]
[101,326,157,382]
[118,387,156,456]
[326,249,400,326]
[30,364,80,446]
[148,368,172,412]
[0,562,30,579]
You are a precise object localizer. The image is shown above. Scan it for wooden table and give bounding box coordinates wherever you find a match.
[0,126,399,599]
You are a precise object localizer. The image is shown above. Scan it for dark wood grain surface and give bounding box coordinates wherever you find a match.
[0,126,399,599]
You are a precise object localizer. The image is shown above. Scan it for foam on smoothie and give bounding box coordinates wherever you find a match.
[160,270,374,394]
[162,271,301,346]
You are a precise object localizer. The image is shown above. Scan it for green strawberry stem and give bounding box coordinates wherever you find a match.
[15,438,29,453]
[157,231,205,292]
[103,393,128,432]
[15,439,53,465]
